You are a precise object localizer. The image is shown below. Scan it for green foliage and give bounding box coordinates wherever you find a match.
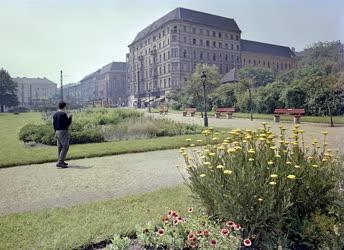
[255,82,284,113]
[136,208,242,249]
[108,234,131,250]
[0,69,18,111]
[168,64,221,111]
[238,66,275,87]
[182,125,344,249]
[209,83,237,108]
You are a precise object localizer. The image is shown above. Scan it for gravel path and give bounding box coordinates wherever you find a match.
[0,149,187,215]
[150,112,344,152]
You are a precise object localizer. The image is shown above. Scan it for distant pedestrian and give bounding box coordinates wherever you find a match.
[53,101,72,168]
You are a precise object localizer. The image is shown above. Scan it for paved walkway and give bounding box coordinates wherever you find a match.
[0,149,187,215]
[150,112,344,152]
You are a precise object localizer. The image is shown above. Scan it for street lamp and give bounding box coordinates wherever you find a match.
[201,71,208,127]
[147,89,151,113]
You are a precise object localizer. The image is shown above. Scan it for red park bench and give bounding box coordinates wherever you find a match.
[159,106,169,115]
[273,108,305,124]
[215,107,235,119]
[183,108,197,117]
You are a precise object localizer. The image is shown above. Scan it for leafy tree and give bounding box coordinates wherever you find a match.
[0,69,18,112]
[209,83,237,108]
[168,64,221,111]
[281,85,307,109]
[256,82,285,113]
[238,66,276,87]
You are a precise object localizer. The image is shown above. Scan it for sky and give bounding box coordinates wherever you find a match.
[1,0,343,84]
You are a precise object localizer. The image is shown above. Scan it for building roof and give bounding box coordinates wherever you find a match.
[220,68,239,84]
[12,77,57,86]
[131,7,241,45]
[100,62,127,74]
[241,39,295,58]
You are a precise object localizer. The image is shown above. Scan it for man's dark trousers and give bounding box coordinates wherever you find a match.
[56,130,70,163]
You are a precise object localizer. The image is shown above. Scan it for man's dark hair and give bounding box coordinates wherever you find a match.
[58,101,66,109]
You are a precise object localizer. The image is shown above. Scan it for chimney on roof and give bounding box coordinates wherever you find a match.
[291,47,295,52]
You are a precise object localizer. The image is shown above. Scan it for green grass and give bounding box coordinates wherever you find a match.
[165,109,344,124]
[0,185,191,250]
[0,112,209,168]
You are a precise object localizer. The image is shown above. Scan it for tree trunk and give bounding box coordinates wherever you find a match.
[0,105,4,113]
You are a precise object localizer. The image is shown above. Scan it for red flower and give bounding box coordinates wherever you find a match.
[210,239,217,247]
[203,230,210,237]
[234,223,241,231]
[225,220,235,228]
[244,239,252,246]
[196,230,203,236]
[156,228,165,236]
[173,219,179,225]
[188,207,193,213]
[221,228,230,237]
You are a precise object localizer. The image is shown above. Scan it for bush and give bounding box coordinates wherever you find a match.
[136,208,242,249]
[181,125,344,249]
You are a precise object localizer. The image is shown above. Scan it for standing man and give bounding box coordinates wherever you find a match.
[53,101,72,168]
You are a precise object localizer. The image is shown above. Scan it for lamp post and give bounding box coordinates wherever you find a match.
[201,71,208,127]
[147,89,151,113]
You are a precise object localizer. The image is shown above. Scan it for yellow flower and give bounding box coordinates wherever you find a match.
[269,181,277,185]
[180,147,186,151]
[227,148,236,153]
[258,198,263,202]
[268,161,274,165]
[182,152,187,156]
[216,164,224,169]
[197,139,203,143]
[287,175,296,180]
[275,154,281,158]
[204,162,211,166]
[270,146,277,150]
[270,174,278,178]
[312,164,318,168]
[223,170,232,175]
[323,131,328,135]
[286,161,292,165]
[200,174,206,178]
[186,138,192,142]
[190,144,195,147]
[248,149,255,154]
[212,137,219,141]
[294,165,301,169]
[223,139,229,143]
[249,158,254,162]
[209,152,216,156]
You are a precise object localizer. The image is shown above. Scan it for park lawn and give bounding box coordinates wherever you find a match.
[0,112,212,168]
[0,185,191,250]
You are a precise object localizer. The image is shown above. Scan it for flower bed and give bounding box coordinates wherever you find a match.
[180,124,344,249]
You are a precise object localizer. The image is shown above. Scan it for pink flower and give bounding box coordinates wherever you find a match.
[221,228,230,237]
[157,228,165,236]
[203,229,210,237]
[225,220,235,228]
[188,207,193,213]
[244,238,252,246]
[173,219,179,225]
[188,232,196,240]
[233,223,241,231]
[210,239,217,247]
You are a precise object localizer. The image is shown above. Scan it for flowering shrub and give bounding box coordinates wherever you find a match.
[107,234,130,250]
[181,124,344,249]
[136,208,242,249]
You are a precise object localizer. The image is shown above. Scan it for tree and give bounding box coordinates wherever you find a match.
[0,69,18,112]
[256,82,285,113]
[281,85,307,109]
[209,83,237,108]
[168,64,221,112]
[238,66,276,87]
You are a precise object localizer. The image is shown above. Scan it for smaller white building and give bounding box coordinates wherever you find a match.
[13,77,57,106]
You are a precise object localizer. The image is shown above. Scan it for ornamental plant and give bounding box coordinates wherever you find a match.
[181,124,344,249]
[136,208,242,249]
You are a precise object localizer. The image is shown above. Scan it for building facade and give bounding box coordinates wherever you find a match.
[127,7,296,107]
[64,62,127,106]
[13,77,57,107]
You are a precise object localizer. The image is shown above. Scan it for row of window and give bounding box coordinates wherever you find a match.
[189,38,239,50]
[242,58,292,70]
[188,26,239,41]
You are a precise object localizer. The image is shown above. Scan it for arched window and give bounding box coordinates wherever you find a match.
[183,50,187,58]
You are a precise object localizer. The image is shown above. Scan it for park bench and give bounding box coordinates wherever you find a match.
[183,108,197,117]
[215,107,235,119]
[273,108,305,124]
[159,106,168,115]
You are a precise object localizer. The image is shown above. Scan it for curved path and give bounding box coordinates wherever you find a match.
[0,149,187,215]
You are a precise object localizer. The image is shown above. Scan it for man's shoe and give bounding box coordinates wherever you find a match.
[62,161,68,166]
[56,163,68,168]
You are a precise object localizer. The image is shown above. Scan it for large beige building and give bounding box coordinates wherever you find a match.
[13,77,57,107]
[127,7,296,107]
